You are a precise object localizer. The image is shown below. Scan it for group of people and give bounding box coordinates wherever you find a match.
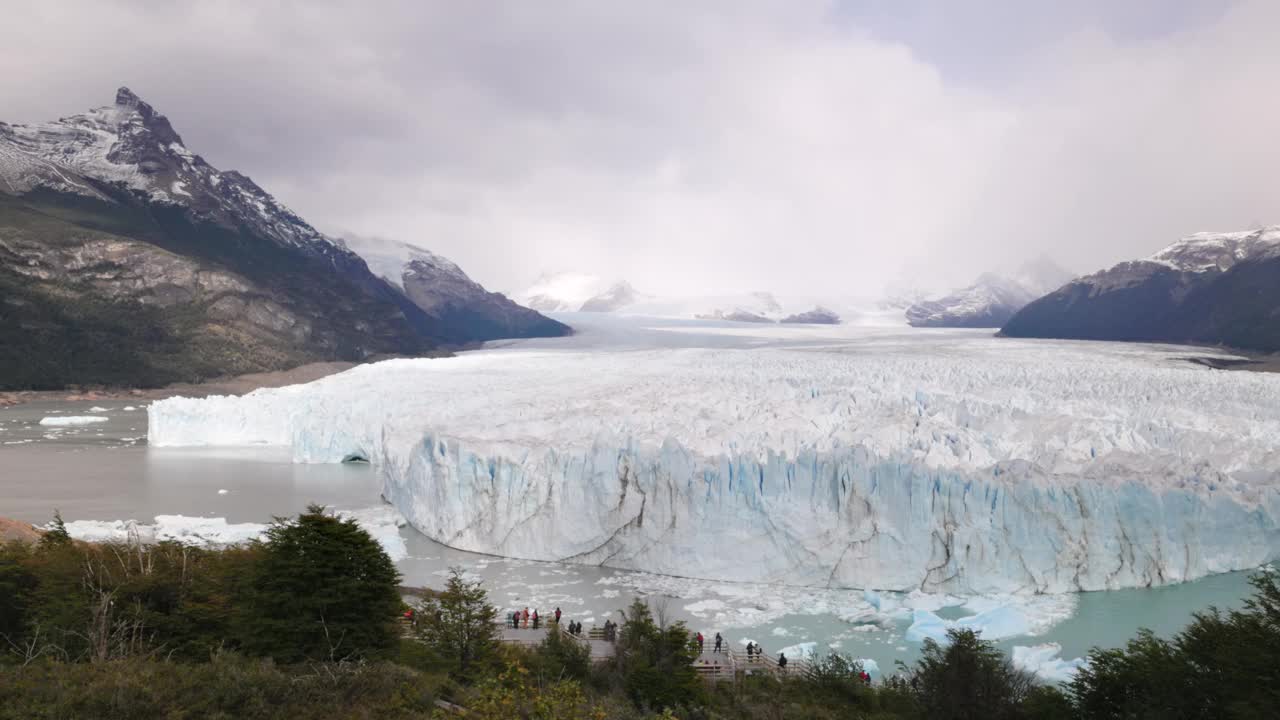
[508,606,618,642]
[694,631,727,654]
[507,607,543,629]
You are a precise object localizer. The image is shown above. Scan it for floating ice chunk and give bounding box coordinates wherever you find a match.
[771,627,791,637]
[1012,643,1087,683]
[217,489,229,495]
[863,589,882,611]
[778,641,817,660]
[60,507,407,561]
[153,515,268,545]
[684,599,728,614]
[954,604,1031,640]
[336,505,409,562]
[62,519,150,543]
[907,602,1033,644]
[89,406,109,412]
[905,609,950,643]
[39,416,107,426]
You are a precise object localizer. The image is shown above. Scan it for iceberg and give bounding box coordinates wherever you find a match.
[778,641,818,660]
[1012,643,1087,683]
[148,332,1280,594]
[905,603,1031,644]
[39,416,108,426]
[61,507,408,561]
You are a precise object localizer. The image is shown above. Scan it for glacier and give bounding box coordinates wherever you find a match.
[61,506,408,561]
[148,324,1280,595]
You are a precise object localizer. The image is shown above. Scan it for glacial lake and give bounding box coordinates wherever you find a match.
[0,316,1264,678]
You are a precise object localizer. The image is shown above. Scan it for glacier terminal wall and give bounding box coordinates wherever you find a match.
[148,342,1280,594]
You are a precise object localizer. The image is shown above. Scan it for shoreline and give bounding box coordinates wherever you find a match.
[0,361,359,408]
[1182,352,1280,374]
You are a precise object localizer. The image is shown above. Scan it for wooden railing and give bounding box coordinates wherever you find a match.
[691,647,810,682]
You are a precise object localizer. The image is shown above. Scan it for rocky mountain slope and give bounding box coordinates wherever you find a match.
[343,236,567,342]
[905,258,1074,328]
[0,88,563,389]
[1002,227,1280,352]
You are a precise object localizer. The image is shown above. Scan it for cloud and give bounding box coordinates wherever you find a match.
[1,1,1275,296]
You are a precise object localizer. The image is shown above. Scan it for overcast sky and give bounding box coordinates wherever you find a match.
[3,0,1276,296]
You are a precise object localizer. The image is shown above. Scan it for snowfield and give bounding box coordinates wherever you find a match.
[149,321,1280,594]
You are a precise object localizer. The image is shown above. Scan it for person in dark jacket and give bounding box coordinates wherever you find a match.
[714,632,723,653]
[554,607,562,624]
[778,652,788,670]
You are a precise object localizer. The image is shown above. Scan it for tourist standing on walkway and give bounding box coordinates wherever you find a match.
[522,607,530,628]
[778,652,788,671]
[532,610,540,629]
[714,632,723,653]
[554,607,561,624]
[696,632,704,653]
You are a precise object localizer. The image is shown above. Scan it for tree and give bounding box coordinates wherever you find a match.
[38,511,71,550]
[533,622,592,682]
[415,566,500,679]
[606,598,702,712]
[805,651,869,703]
[239,505,401,662]
[907,628,1035,720]
[0,543,37,652]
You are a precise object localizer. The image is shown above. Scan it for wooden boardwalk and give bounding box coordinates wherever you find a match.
[408,616,810,683]
[497,621,614,661]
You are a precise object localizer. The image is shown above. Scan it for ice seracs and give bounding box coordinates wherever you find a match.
[61,506,408,561]
[149,325,1280,595]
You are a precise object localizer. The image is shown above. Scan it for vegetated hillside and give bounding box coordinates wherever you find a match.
[0,88,565,389]
[1002,227,1280,352]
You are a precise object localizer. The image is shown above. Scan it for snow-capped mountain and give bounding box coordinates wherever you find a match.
[780,307,841,324]
[343,235,568,342]
[518,272,641,313]
[1,88,338,255]
[518,272,859,325]
[905,259,1074,328]
[1003,227,1280,351]
[0,88,564,389]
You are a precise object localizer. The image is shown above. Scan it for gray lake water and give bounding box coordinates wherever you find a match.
[0,394,1257,678]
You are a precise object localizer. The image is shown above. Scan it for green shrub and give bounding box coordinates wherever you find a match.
[239,505,402,663]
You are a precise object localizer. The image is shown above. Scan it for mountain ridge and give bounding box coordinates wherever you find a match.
[0,88,565,389]
[905,258,1075,328]
[1001,227,1280,351]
